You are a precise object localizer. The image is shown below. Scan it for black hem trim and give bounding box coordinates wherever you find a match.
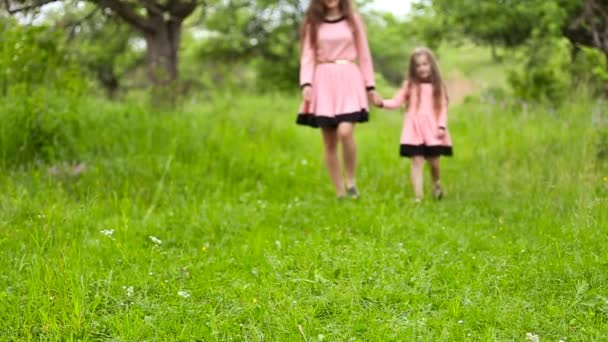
[366,86,376,91]
[296,110,369,128]
[400,144,453,157]
[300,83,312,89]
[323,16,346,23]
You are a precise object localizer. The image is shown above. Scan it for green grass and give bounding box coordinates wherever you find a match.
[0,92,607,341]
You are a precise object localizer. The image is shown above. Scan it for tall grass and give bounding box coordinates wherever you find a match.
[0,90,606,340]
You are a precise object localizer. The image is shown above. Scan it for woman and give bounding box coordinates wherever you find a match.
[297,0,380,199]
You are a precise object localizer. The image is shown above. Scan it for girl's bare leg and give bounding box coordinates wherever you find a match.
[426,156,443,198]
[410,156,425,200]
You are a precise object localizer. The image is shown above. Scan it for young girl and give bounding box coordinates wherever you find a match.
[297,0,381,199]
[377,47,453,201]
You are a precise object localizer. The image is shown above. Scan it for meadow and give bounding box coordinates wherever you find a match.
[1,46,607,340]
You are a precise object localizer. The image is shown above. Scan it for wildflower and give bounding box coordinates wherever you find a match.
[177,291,190,299]
[122,286,134,297]
[100,229,114,236]
[525,333,539,342]
[149,236,162,245]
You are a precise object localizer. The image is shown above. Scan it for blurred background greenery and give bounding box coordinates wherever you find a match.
[1,0,607,165]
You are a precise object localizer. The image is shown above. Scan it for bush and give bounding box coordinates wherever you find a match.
[0,22,87,167]
[508,37,572,103]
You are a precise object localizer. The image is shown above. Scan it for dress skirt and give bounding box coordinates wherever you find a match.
[296,63,369,128]
[399,112,453,158]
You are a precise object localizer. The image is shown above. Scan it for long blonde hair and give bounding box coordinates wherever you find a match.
[406,47,447,116]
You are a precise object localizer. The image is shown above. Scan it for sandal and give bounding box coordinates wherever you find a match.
[346,186,360,199]
[433,184,444,200]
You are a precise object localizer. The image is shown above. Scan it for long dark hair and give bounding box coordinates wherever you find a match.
[406,47,447,116]
[301,0,358,51]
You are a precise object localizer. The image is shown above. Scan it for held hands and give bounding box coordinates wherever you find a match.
[367,90,384,108]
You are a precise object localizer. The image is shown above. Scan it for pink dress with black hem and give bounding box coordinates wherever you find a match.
[382,81,453,157]
[297,14,375,128]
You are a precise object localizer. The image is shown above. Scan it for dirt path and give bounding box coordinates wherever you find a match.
[444,72,475,105]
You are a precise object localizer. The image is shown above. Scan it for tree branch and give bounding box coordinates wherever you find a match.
[66,7,100,40]
[7,0,60,14]
[94,0,155,33]
[169,0,197,20]
[139,0,164,16]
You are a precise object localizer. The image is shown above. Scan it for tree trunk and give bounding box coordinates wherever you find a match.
[143,17,182,86]
[97,65,119,99]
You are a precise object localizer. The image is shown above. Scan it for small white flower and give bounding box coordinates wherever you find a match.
[149,236,162,245]
[100,229,115,236]
[525,332,539,342]
[149,272,154,276]
[458,320,464,324]
[177,291,191,299]
[124,286,134,297]
[318,334,325,341]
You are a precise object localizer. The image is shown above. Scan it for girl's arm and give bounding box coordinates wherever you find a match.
[381,81,409,109]
[437,84,448,128]
[299,25,315,89]
[353,14,375,91]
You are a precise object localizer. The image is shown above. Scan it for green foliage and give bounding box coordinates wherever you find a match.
[194,0,302,91]
[508,37,572,103]
[366,13,411,86]
[420,0,606,101]
[0,23,87,166]
[572,47,608,95]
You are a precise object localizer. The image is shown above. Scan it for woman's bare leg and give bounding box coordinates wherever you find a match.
[337,122,357,189]
[321,128,345,196]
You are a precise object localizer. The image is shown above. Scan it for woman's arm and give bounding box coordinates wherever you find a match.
[299,25,315,89]
[381,81,409,109]
[353,14,375,91]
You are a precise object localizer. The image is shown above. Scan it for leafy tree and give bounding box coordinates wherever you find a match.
[4,0,200,86]
[416,0,608,98]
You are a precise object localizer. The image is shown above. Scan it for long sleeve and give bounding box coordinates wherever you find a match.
[382,81,409,109]
[353,14,375,90]
[299,26,315,88]
[437,86,448,127]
